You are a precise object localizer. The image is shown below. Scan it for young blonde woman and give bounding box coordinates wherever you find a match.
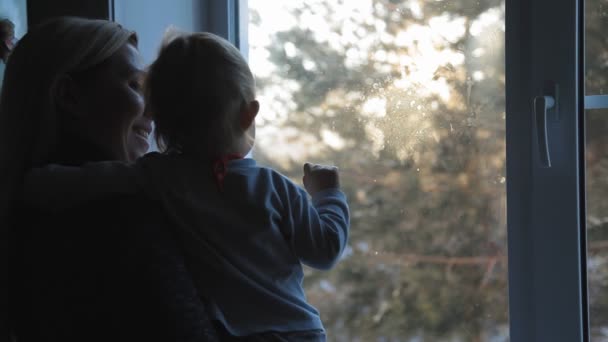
[0,17,218,341]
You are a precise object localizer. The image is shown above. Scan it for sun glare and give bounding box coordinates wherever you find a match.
[250,0,503,166]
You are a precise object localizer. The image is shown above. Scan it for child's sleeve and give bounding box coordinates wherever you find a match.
[286,186,350,270]
[22,161,140,212]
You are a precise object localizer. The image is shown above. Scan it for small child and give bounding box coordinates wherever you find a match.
[24,31,349,341]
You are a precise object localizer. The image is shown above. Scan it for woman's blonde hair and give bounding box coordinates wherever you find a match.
[146,30,255,156]
[0,17,137,217]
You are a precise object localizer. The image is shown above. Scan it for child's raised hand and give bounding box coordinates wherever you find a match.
[302,162,340,196]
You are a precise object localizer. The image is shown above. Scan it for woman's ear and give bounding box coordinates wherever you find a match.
[54,74,81,117]
[240,100,260,130]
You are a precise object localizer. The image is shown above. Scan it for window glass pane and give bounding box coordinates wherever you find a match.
[113,0,196,65]
[586,0,608,95]
[249,0,507,340]
[586,109,608,341]
[0,0,27,87]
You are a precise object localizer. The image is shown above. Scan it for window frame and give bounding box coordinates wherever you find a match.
[505,0,588,340]
[196,0,247,53]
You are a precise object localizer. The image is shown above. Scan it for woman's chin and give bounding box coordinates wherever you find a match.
[128,136,150,160]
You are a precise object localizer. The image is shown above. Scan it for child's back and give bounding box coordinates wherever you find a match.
[140,29,350,337]
[140,152,349,336]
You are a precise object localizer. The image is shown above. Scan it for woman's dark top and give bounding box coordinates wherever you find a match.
[8,137,218,341]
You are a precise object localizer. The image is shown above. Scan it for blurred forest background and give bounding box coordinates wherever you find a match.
[249,0,608,340]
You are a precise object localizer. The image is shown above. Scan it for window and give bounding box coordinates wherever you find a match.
[115,0,590,339]
[113,0,198,64]
[248,1,507,340]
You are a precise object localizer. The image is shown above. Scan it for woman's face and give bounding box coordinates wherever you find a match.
[72,43,152,162]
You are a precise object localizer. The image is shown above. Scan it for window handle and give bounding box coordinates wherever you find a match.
[533,95,555,168]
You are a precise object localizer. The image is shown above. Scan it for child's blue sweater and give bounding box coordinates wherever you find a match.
[139,154,350,336]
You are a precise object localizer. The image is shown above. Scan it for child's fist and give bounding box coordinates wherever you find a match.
[302,163,340,196]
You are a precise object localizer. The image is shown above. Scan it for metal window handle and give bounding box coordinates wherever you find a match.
[533,95,555,168]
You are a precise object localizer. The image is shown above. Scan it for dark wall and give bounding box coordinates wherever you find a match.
[27,0,112,28]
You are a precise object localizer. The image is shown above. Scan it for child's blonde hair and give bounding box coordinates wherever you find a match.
[146,31,256,156]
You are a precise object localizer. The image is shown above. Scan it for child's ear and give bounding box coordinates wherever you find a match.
[240,100,260,130]
[54,75,81,117]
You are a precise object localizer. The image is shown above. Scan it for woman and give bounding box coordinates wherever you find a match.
[0,17,217,341]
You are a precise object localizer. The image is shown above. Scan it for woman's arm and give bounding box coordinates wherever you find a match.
[22,162,141,212]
